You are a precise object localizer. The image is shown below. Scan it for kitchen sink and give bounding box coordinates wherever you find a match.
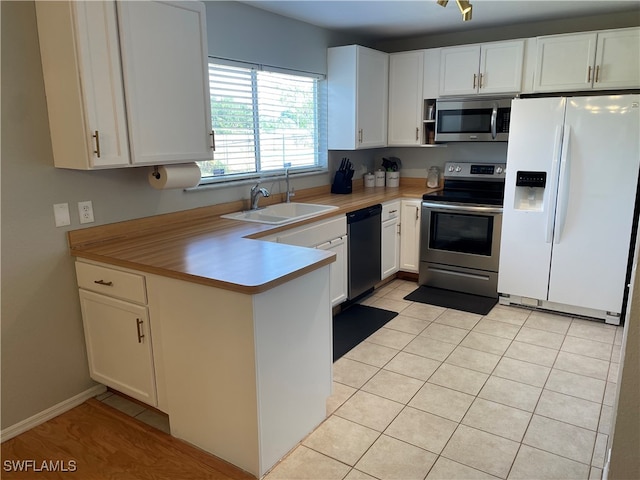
[221,202,339,225]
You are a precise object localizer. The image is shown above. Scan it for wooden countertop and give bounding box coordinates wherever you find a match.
[69,179,437,294]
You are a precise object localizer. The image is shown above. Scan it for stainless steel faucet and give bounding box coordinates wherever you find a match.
[250,182,270,210]
[285,168,295,203]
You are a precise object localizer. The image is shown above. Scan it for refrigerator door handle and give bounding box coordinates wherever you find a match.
[545,125,564,243]
[554,126,572,244]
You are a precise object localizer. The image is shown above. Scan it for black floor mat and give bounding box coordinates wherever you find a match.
[333,305,398,362]
[404,286,498,316]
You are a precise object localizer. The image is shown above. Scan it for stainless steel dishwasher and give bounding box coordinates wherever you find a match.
[347,204,382,300]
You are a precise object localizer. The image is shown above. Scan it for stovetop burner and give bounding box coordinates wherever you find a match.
[423,162,506,207]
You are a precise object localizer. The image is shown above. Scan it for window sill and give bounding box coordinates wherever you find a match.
[185,168,329,192]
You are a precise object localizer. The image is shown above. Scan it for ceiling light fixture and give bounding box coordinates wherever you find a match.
[436,0,473,22]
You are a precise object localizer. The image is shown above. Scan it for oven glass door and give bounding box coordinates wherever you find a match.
[430,211,493,256]
[421,203,502,272]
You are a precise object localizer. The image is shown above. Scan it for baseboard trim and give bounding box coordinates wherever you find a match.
[1,384,107,442]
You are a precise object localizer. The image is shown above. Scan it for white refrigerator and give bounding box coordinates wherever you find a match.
[498,95,640,324]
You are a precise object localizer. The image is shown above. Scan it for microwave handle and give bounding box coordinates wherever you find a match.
[491,104,498,140]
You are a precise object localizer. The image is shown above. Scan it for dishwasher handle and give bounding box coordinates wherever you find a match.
[346,204,382,224]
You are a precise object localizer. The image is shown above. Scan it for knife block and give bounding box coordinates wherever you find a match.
[331,171,352,194]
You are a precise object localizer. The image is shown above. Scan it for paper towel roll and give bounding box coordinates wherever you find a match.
[149,163,201,190]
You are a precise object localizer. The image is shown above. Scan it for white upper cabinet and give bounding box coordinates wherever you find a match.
[36,1,130,169]
[533,28,640,92]
[328,45,389,150]
[439,40,524,96]
[117,1,213,165]
[36,1,212,170]
[388,51,424,146]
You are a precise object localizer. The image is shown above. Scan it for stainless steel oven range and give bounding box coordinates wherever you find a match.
[419,162,506,298]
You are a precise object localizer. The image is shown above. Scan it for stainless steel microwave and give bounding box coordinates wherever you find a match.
[435,98,512,142]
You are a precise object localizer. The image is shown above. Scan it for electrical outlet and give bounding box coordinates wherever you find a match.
[78,200,95,224]
[53,203,71,227]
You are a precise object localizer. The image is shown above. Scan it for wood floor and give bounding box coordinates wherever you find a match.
[1,399,255,480]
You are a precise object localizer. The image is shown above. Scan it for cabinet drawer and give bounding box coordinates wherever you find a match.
[76,261,147,304]
[382,201,401,222]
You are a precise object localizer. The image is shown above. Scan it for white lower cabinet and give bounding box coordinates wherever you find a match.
[317,236,348,306]
[399,199,421,273]
[381,201,401,279]
[264,215,348,307]
[79,290,157,406]
[75,261,160,408]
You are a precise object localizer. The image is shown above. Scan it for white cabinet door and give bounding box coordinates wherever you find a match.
[479,41,525,94]
[79,289,157,406]
[328,45,388,150]
[593,28,640,90]
[388,51,424,146]
[440,41,524,96]
[318,236,348,306]
[382,219,400,279]
[117,1,213,165]
[399,200,421,273]
[439,45,481,96]
[36,1,130,169]
[534,28,639,92]
[357,47,389,149]
[533,32,598,92]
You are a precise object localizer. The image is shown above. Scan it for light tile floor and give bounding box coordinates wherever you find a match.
[265,279,623,480]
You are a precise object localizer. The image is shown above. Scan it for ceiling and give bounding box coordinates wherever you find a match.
[240,0,640,39]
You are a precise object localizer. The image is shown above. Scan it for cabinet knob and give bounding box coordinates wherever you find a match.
[94,279,113,286]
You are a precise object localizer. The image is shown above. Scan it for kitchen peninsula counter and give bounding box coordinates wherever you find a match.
[68,179,436,478]
[68,179,435,293]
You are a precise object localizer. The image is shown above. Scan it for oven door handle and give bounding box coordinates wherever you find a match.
[421,202,503,215]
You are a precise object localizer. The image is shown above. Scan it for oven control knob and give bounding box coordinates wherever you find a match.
[496,166,504,174]
[448,165,455,172]
[455,166,462,172]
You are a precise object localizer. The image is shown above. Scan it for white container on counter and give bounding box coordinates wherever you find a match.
[374,170,386,187]
[386,171,399,188]
[364,173,375,187]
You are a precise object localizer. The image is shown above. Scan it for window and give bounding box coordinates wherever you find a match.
[199,60,327,183]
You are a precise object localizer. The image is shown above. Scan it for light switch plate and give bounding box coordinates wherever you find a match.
[53,203,71,227]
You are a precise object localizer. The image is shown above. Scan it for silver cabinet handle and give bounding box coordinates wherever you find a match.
[136,318,145,343]
[588,65,592,83]
[473,73,477,89]
[415,127,419,141]
[595,65,600,83]
[94,279,113,286]
[479,73,484,88]
[358,129,363,143]
[210,130,216,151]
[92,131,101,158]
